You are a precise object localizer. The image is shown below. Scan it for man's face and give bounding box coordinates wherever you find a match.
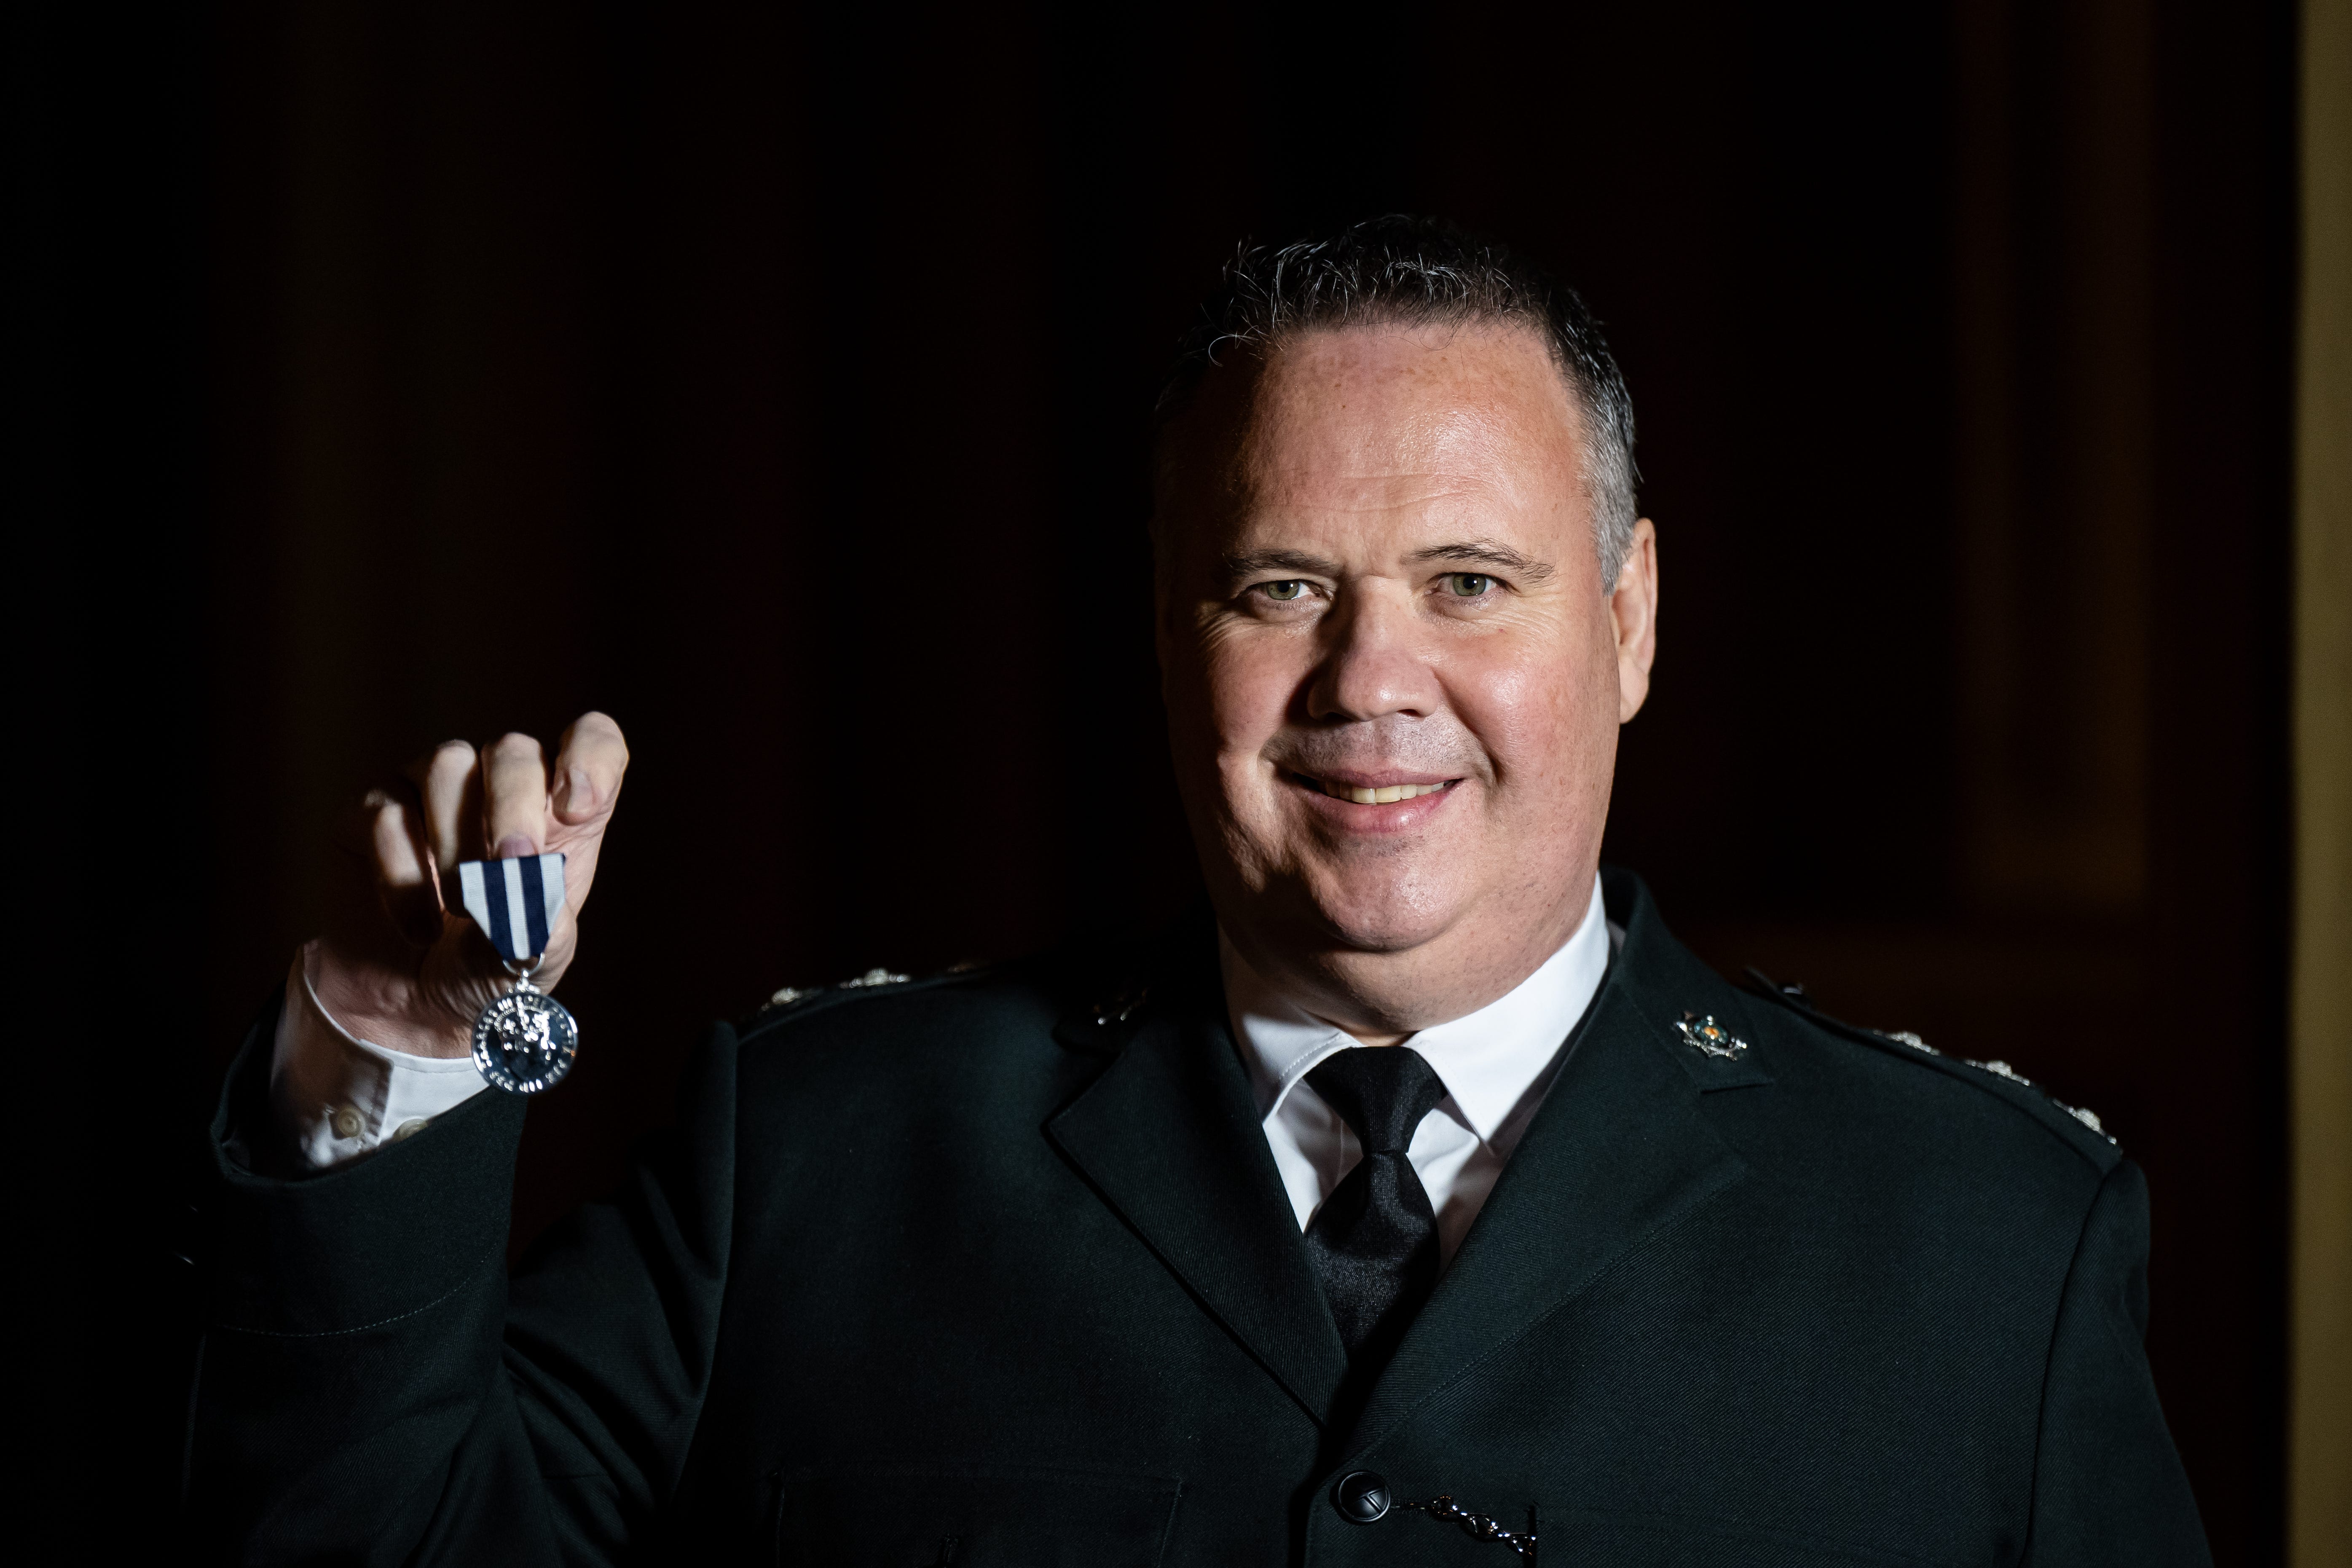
[1155,321,1657,1028]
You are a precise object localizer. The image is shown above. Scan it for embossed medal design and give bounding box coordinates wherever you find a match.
[456,852,579,1094]
[471,970,578,1094]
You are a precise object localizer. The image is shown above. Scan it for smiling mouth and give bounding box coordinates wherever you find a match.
[1294,775,1459,805]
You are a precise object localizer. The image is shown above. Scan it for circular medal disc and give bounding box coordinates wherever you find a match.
[471,985,580,1094]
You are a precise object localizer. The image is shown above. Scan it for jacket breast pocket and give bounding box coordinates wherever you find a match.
[775,1463,1183,1568]
[1534,1506,1958,1568]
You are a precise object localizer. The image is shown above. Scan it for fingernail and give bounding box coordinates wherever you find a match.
[558,766,593,815]
[496,834,536,859]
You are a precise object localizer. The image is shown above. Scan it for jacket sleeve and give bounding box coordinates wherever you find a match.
[186,993,740,1565]
[2022,1157,2211,1567]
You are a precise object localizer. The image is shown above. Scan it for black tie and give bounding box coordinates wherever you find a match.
[1303,1046,1451,1375]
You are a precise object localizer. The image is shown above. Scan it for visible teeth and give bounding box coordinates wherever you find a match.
[1322,780,1448,802]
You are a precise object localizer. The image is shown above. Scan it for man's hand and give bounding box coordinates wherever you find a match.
[309,712,630,1058]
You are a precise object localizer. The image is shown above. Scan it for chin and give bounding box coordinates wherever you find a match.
[1298,866,1466,954]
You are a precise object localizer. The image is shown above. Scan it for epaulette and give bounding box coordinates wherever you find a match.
[1741,969,2118,1152]
[743,960,996,1033]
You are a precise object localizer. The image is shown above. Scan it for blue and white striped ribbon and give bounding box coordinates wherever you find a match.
[456,852,567,963]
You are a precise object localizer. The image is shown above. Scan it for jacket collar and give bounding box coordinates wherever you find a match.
[1343,867,1762,1452]
[1046,922,1351,1426]
[1045,870,1766,1441]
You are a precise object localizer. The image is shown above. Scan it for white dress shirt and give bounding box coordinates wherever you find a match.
[274,878,1620,1220]
[1220,875,1617,1267]
[270,942,498,1167]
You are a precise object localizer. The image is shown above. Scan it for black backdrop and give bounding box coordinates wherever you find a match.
[21,2,2293,1559]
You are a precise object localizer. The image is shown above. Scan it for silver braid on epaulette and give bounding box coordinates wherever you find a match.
[764,966,914,1012]
[1877,1029,2113,1143]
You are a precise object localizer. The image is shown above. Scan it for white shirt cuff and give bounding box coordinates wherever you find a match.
[268,941,493,1170]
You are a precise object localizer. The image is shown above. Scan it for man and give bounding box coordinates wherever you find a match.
[190,218,2208,1564]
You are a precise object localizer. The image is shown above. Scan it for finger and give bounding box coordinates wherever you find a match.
[550,710,630,826]
[482,732,550,859]
[366,787,445,946]
[412,740,483,870]
[538,713,630,934]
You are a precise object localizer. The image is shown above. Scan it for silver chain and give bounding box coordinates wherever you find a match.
[1401,1495,1538,1559]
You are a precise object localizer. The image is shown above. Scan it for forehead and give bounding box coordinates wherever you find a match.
[1161,319,1588,549]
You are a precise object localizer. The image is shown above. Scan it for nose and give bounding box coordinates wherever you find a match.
[1304,583,1441,723]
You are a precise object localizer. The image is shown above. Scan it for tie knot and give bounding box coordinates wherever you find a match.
[1305,1046,1449,1154]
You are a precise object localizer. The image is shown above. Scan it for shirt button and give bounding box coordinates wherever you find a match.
[391,1118,429,1141]
[1333,1471,1390,1523]
[330,1106,363,1140]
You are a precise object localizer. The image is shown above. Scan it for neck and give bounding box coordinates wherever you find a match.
[1222,873,1599,1042]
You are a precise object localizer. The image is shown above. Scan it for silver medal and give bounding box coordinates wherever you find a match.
[455,852,580,1094]
[471,964,579,1094]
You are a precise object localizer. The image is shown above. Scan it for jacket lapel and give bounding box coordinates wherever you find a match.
[1047,976,1350,1427]
[1345,882,1754,1451]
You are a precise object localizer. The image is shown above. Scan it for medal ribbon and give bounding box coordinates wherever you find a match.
[457,852,567,963]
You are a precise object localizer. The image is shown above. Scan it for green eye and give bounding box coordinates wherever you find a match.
[1446,573,1494,597]
[1259,580,1306,602]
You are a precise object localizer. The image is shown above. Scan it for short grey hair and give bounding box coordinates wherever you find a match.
[1154,216,1640,587]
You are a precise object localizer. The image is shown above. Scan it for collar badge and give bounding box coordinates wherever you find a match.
[1676,1011,1749,1060]
[1092,982,1152,1027]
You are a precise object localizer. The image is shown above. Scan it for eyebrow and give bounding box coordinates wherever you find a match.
[1217,548,1346,579]
[1216,539,1559,582]
[1406,539,1557,582]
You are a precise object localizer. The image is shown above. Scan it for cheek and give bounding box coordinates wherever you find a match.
[1461,666,1561,777]
[1449,627,1616,786]
[1198,625,1303,756]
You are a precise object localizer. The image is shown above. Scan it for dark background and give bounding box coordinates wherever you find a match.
[21,0,2295,1558]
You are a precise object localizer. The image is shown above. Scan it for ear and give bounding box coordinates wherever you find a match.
[1610,518,1659,722]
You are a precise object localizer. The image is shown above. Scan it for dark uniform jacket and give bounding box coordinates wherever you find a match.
[188,870,2210,1565]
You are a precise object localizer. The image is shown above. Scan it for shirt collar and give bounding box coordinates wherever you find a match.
[1218,874,1612,1146]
